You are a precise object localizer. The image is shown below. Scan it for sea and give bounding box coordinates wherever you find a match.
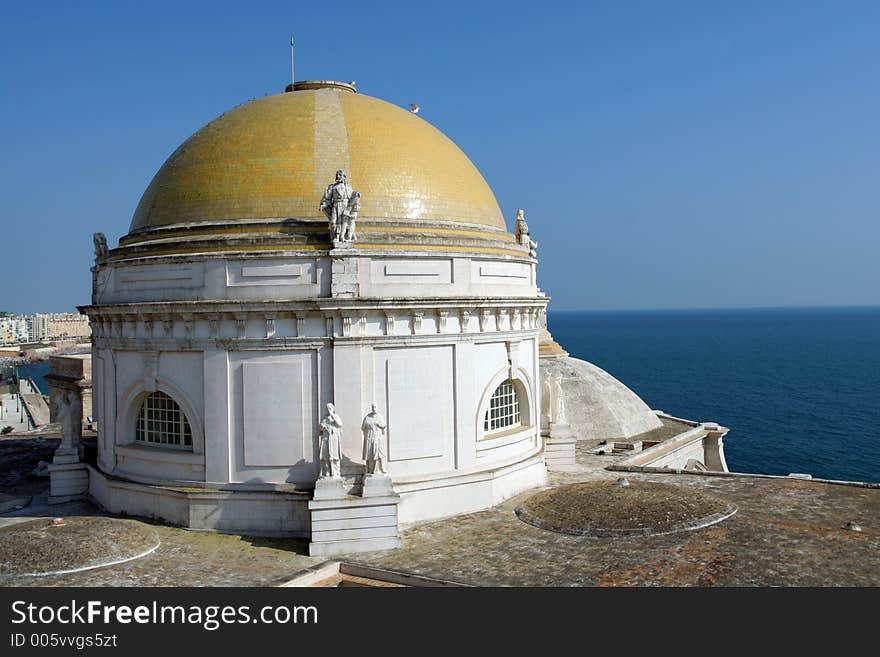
[549,306,880,483]
[12,306,880,483]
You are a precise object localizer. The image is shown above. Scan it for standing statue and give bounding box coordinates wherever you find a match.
[514,209,529,242]
[93,233,108,260]
[317,402,343,479]
[541,372,553,423]
[552,374,567,426]
[320,170,359,244]
[56,389,83,452]
[341,191,361,242]
[361,403,387,475]
[514,209,538,258]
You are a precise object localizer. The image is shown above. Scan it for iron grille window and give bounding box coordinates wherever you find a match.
[135,391,192,449]
[484,380,521,433]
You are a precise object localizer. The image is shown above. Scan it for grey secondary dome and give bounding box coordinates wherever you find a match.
[540,357,663,441]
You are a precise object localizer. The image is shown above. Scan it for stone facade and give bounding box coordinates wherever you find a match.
[80,81,550,547]
[76,79,728,554]
[81,245,548,533]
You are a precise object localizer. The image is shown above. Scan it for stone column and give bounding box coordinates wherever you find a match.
[45,355,92,504]
[703,423,730,472]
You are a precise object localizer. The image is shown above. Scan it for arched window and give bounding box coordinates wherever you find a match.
[483,380,522,434]
[135,391,193,449]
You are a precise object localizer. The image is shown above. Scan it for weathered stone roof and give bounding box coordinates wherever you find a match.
[541,356,664,441]
[3,432,878,586]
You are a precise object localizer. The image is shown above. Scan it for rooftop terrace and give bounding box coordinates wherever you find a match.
[1,432,877,587]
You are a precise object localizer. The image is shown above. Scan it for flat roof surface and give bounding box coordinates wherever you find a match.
[354,470,879,586]
[1,437,878,587]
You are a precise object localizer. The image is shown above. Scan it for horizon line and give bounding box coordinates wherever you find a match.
[550,303,880,313]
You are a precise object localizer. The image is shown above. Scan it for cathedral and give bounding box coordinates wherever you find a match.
[69,79,727,555]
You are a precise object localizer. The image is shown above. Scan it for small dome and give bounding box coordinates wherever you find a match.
[541,357,663,441]
[129,83,506,235]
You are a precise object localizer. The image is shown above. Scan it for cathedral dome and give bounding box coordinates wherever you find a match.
[129,82,506,236]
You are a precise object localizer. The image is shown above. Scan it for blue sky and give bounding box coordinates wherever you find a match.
[1,0,878,313]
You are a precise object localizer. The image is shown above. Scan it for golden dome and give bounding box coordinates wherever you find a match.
[129,82,506,234]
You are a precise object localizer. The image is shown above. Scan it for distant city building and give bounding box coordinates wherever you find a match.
[27,314,50,341]
[47,314,90,340]
[0,317,29,344]
[0,312,90,345]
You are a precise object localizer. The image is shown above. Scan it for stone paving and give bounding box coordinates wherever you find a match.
[0,499,321,587]
[348,444,880,586]
[1,517,160,576]
[2,434,878,586]
[350,468,880,586]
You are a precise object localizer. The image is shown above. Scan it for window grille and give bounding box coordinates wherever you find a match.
[135,391,192,448]
[483,380,521,433]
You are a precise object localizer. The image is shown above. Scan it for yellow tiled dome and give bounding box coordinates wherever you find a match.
[129,82,506,234]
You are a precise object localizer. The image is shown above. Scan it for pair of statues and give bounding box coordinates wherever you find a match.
[541,373,567,426]
[317,402,387,479]
[320,170,360,244]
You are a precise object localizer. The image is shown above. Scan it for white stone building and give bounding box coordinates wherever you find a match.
[75,79,729,554]
[80,80,550,548]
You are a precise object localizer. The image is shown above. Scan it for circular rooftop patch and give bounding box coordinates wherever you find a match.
[0,517,159,576]
[515,480,736,538]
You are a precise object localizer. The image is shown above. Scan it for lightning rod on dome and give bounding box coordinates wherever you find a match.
[289,34,295,86]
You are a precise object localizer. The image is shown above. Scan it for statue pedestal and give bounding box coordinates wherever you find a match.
[540,413,551,436]
[48,462,89,504]
[48,445,90,504]
[313,476,346,501]
[52,446,82,465]
[330,252,359,298]
[362,474,393,497]
[545,423,577,472]
[308,491,402,557]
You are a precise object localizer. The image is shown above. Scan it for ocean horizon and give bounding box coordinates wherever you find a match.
[549,305,880,483]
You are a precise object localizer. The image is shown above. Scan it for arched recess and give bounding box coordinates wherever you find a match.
[119,378,205,455]
[475,365,535,440]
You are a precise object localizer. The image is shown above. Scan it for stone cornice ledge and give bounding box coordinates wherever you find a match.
[79,297,549,317]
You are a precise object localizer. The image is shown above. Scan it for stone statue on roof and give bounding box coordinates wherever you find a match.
[320,170,360,245]
[361,403,387,475]
[317,402,343,479]
[93,233,108,261]
[514,209,537,258]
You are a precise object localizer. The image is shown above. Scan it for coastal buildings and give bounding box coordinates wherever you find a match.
[0,313,90,345]
[0,316,29,344]
[44,314,90,341]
